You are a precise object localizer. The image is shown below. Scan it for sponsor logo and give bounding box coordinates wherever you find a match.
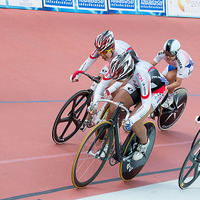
[158,50,164,56]
[152,75,160,79]
[128,87,134,92]
[126,162,133,172]
[177,58,183,69]
[178,0,185,11]
[177,0,200,13]
[178,0,192,12]
[136,73,144,82]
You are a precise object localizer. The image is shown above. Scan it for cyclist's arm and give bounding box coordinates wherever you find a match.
[78,50,99,72]
[167,76,182,92]
[167,57,185,92]
[151,60,158,66]
[93,78,112,104]
[70,49,99,82]
[151,50,164,66]
[107,81,123,94]
[129,70,152,124]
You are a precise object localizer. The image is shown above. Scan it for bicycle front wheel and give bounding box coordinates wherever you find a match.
[52,90,92,144]
[72,121,113,188]
[178,138,200,189]
[158,88,187,130]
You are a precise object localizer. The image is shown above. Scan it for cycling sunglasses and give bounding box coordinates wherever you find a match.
[164,51,176,57]
[99,48,113,55]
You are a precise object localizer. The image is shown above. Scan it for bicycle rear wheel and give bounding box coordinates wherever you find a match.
[158,88,187,130]
[72,121,113,188]
[178,138,200,189]
[52,90,92,144]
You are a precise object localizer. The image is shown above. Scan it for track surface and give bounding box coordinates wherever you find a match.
[0,8,200,200]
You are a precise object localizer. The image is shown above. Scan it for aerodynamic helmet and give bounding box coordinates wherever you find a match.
[163,39,181,56]
[110,52,134,81]
[94,30,115,52]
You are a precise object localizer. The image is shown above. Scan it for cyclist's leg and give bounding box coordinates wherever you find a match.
[131,103,153,144]
[131,88,165,160]
[106,87,134,121]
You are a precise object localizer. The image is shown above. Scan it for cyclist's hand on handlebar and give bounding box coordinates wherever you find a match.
[87,102,98,115]
[70,73,79,82]
[122,118,133,132]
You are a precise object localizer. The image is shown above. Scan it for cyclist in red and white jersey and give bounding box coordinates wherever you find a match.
[70,30,138,96]
[88,52,167,161]
[151,39,194,108]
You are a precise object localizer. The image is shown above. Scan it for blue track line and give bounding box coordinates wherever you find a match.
[0,94,199,104]
[0,167,182,200]
[0,100,67,103]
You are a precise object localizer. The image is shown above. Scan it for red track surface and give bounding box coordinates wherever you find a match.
[0,8,200,200]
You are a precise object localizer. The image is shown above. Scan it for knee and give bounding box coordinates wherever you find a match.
[109,104,116,115]
[166,72,176,83]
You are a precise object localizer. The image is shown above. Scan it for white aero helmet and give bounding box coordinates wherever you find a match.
[163,39,181,56]
[110,52,134,81]
[94,30,115,52]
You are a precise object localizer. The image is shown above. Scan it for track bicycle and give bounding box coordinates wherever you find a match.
[71,99,156,188]
[52,71,109,144]
[178,116,200,189]
[151,87,188,131]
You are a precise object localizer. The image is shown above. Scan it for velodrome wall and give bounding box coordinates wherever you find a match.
[0,0,200,18]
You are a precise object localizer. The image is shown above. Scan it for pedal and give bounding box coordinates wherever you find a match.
[80,119,95,131]
[80,122,87,132]
[109,156,119,166]
[87,121,95,128]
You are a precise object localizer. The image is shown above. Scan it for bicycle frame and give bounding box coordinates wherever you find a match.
[97,99,132,164]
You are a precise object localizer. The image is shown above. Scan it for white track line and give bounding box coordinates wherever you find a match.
[0,141,192,165]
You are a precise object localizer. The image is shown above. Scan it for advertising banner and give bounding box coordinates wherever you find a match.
[43,0,108,13]
[76,0,107,11]
[108,0,136,11]
[139,0,165,12]
[108,0,166,15]
[8,0,42,8]
[0,0,6,6]
[167,0,200,18]
[43,0,75,9]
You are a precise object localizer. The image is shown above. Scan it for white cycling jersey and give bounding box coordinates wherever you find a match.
[93,60,166,125]
[153,49,194,79]
[77,40,138,76]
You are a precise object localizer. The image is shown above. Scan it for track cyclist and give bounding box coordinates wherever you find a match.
[70,30,139,97]
[151,39,194,108]
[88,52,167,161]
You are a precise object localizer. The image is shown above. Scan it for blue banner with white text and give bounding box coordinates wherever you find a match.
[0,0,166,16]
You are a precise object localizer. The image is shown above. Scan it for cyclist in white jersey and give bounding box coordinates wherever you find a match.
[88,52,166,161]
[70,30,139,97]
[151,39,194,108]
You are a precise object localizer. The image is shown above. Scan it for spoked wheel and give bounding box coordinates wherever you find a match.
[72,121,113,188]
[158,88,187,130]
[178,138,200,189]
[52,90,93,144]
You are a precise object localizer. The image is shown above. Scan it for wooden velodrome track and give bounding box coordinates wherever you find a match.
[0,8,200,200]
